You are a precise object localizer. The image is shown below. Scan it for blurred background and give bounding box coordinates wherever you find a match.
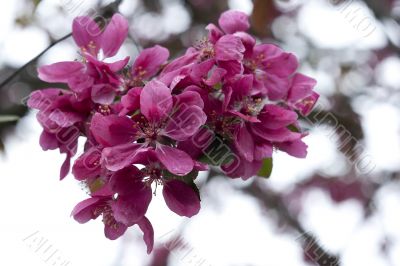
[1,0,400,265]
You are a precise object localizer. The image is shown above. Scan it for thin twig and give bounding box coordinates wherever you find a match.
[242,181,341,266]
[129,32,142,52]
[0,33,72,89]
[0,0,126,90]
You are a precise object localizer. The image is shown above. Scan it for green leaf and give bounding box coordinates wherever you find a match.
[187,179,201,201]
[162,170,201,200]
[176,170,199,184]
[213,82,222,90]
[287,124,300,133]
[0,115,19,123]
[258,157,273,178]
[198,154,220,166]
[162,169,198,184]
[87,178,105,194]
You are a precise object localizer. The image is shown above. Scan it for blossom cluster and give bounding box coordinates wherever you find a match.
[28,11,318,253]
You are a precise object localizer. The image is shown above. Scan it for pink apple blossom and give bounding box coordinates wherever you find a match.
[28,10,319,254]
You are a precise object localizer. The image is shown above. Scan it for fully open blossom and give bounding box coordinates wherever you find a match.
[110,162,201,218]
[38,14,130,105]
[91,80,207,175]
[71,195,154,253]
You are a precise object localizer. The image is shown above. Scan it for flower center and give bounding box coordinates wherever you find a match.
[234,97,264,117]
[93,203,121,230]
[97,105,111,115]
[208,110,238,141]
[80,41,98,56]
[103,206,121,229]
[134,115,160,144]
[143,166,165,195]
[127,66,148,87]
[195,38,215,60]
[244,53,266,71]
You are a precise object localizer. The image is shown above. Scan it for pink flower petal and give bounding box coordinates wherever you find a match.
[120,87,142,115]
[253,44,282,61]
[60,154,71,180]
[104,222,127,240]
[67,75,93,100]
[109,166,145,196]
[47,108,83,128]
[254,142,273,161]
[162,180,200,217]
[228,110,260,123]
[72,147,102,180]
[39,130,58,150]
[204,67,227,86]
[140,80,173,123]
[174,91,204,109]
[101,14,129,58]
[90,113,137,147]
[222,156,262,180]
[107,56,130,72]
[137,217,154,254]
[293,92,319,116]
[206,23,223,43]
[215,35,245,61]
[164,106,207,141]
[231,74,253,99]
[234,31,255,56]
[71,197,103,224]
[176,129,210,159]
[218,60,243,78]
[251,126,301,143]
[91,84,116,105]
[218,10,250,34]
[38,61,84,83]
[161,52,198,75]
[258,104,298,130]
[234,124,254,162]
[263,74,290,101]
[132,45,169,79]
[190,59,215,82]
[72,16,101,55]
[276,138,308,158]
[112,189,152,226]
[28,89,65,109]
[288,73,317,103]
[266,52,298,78]
[155,145,194,176]
[102,143,146,171]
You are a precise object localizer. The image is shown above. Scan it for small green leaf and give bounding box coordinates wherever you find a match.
[258,157,273,178]
[177,170,199,184]
[0,115,19,123]
[199,154,221,166]
[187,179,201,201]
[87,178,105,194]
[213,83,222,90]
[163,170,201,200]
[287,124,300,133]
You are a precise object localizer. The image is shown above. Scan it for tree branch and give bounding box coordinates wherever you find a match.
[242,181,341,266]
[0,0,126,90]
[0,33,72,89]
